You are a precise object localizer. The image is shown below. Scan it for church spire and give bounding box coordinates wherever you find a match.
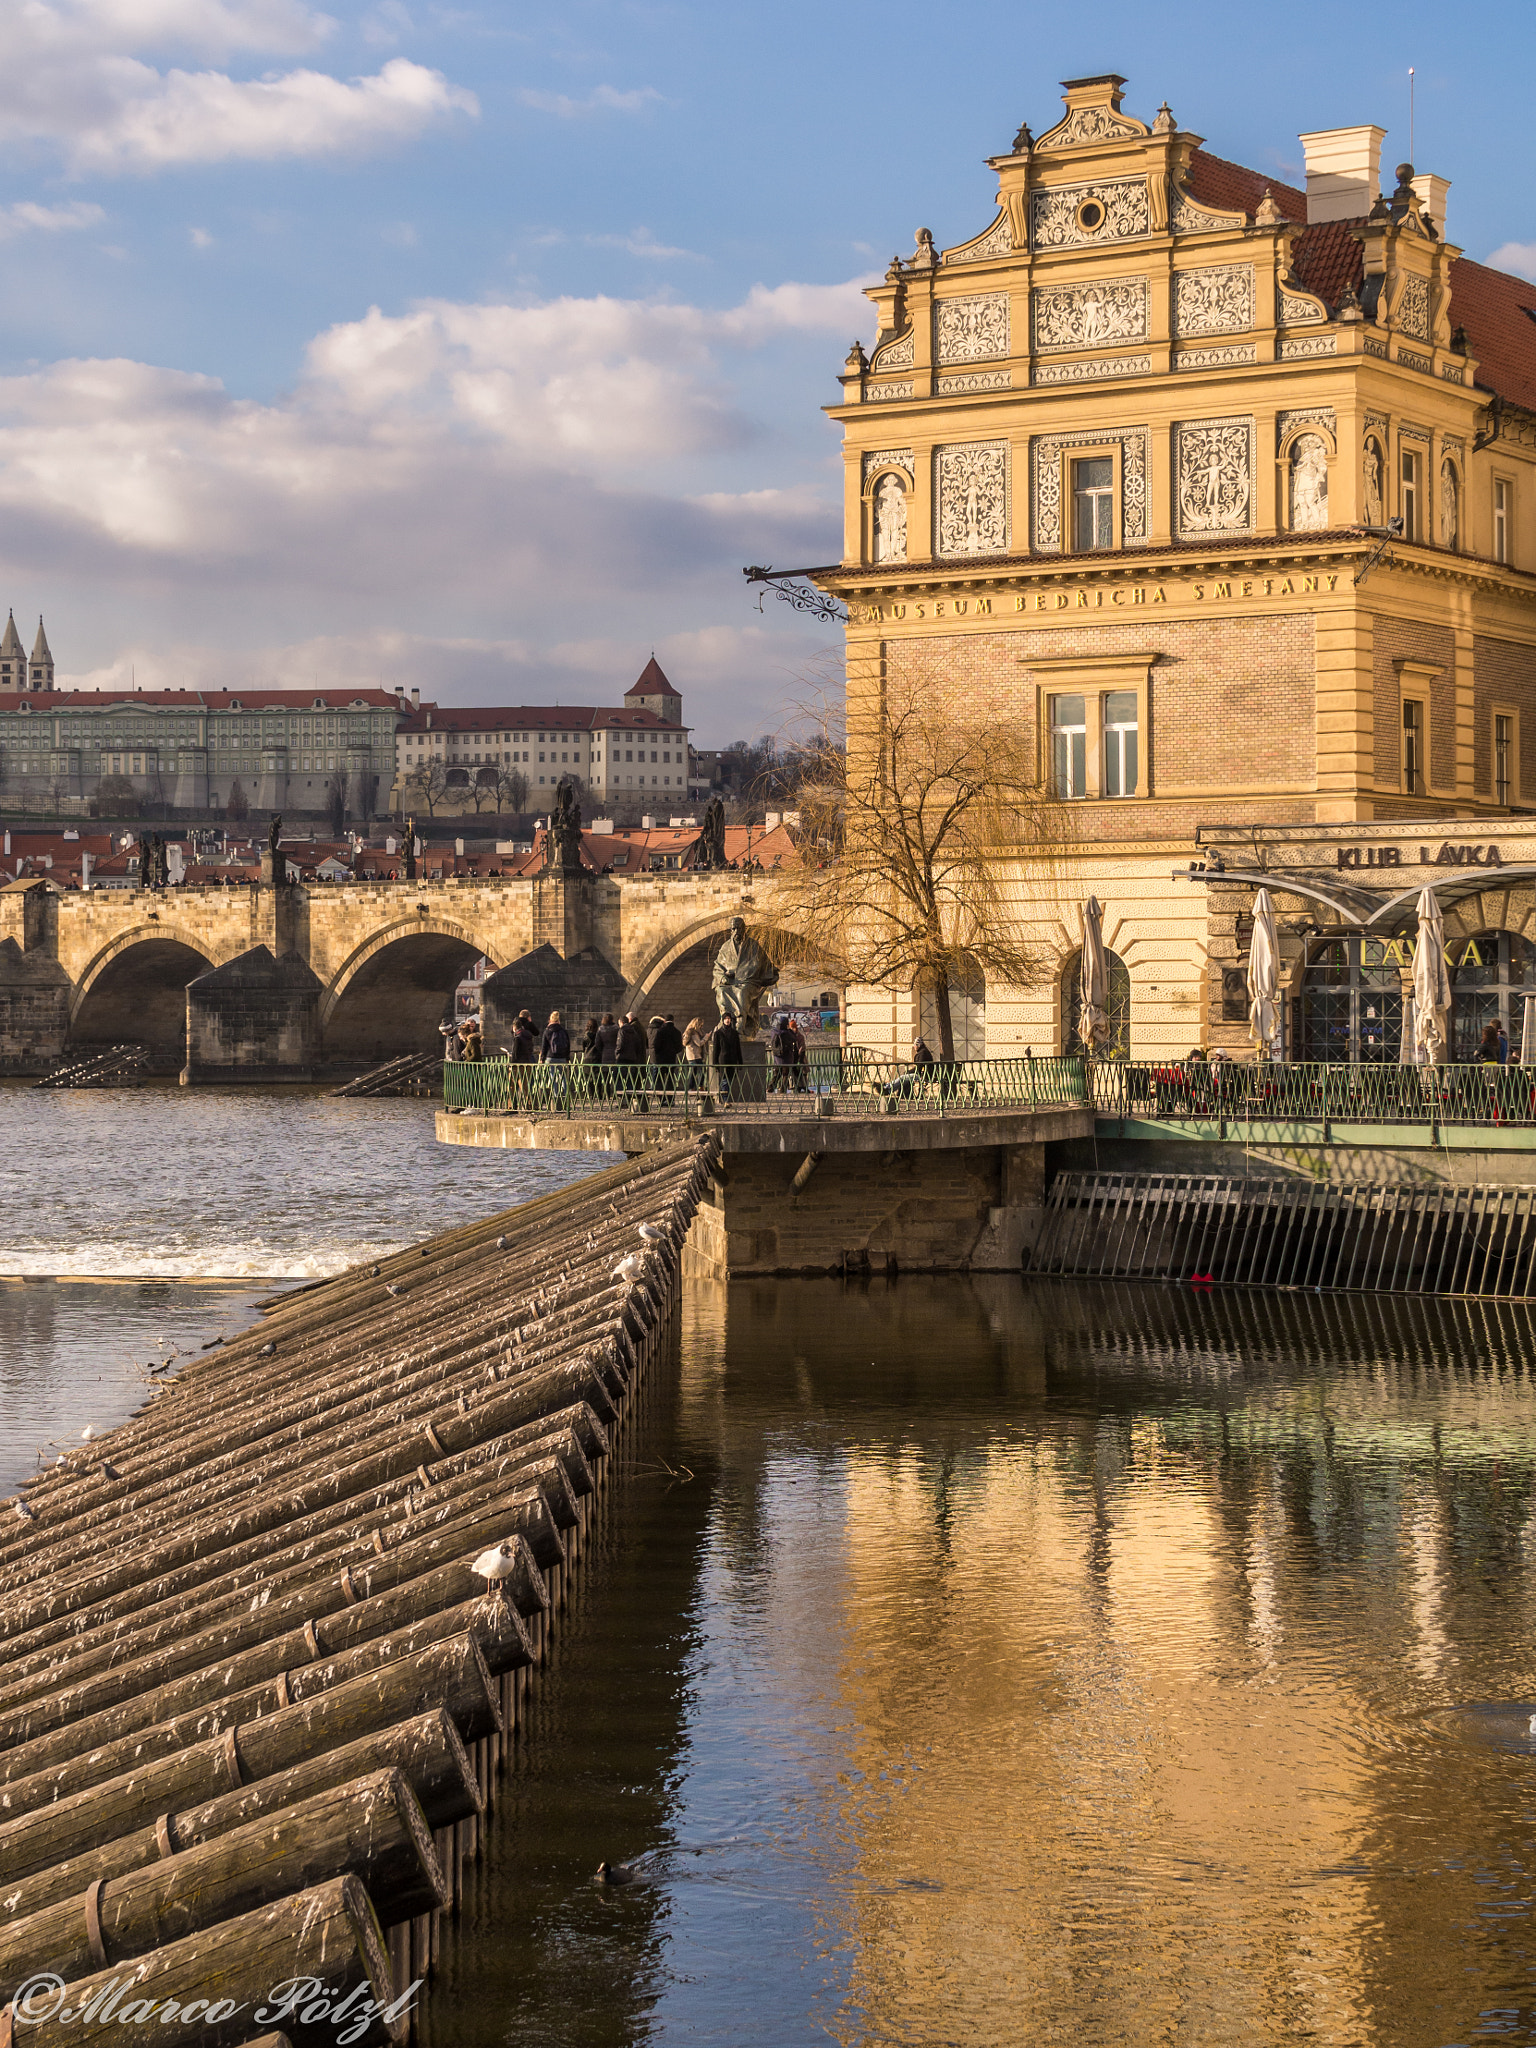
[0,610,24,689]
[28,615,54,691]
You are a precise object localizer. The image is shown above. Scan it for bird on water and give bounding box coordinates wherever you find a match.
[596,1860,640,1886]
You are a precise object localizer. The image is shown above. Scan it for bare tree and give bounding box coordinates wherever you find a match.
[45,774,69,818]
[324,770,347,836]
[90,773,141,820]
[470,766,502,814]
[226,776,250,821]
[769,677,1062,1061]
[402,757,449,817]
[495,764,530,814]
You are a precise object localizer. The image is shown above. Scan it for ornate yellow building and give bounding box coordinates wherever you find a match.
[819,74,1536,1067]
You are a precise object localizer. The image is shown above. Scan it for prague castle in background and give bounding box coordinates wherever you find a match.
[0,642,713,823]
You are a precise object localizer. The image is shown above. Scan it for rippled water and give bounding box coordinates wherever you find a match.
[0,1085,607,1492]
[424,1277,1536,2048]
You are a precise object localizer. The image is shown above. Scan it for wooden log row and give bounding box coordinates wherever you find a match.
[0,1768,445,2005]
[0,1449,576,1703]
[2,1875,402,2048]
[0,1195,673,1575]
[0,1634,501,1879]
[0,1416,596,1653]
[0,1709,478,1927]
[0,1146,708,2047]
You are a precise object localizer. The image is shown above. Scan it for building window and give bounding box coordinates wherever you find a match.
[1302,936,1404,1063]
[1103,691,1139,797]
[1496,713,1515,808]
[1071,457,1113,551]
[1050,694,1087,799]
[1495,478,1511,564]
[1401,447,1421,542]
[1063,946,1130,1058]
[1400,696,1429,795]
[1452,930,1534,1062]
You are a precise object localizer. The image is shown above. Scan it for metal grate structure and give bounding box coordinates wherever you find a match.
[1035,1171,1536,1299]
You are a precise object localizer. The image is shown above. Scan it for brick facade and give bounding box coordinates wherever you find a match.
[1473,636,1536,801]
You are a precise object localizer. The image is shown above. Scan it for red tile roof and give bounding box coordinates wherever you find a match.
[625,655,677,698]
[396,705,684,735]
[1447,254,1536,413]
[0,688,402,712]
[1184,149,1306,224]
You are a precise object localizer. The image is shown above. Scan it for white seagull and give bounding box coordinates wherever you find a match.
[472,1542,520,1604]
[496,1235,508,1250]
[80,1426,94,1442]
[14,1499,35,1520]
[612,1254,645,1284]
[638,1222,666,1244]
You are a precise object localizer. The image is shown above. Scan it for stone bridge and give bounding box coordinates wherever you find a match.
[0,869,784,1077]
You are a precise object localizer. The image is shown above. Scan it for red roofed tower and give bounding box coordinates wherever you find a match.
[625,656,683,725]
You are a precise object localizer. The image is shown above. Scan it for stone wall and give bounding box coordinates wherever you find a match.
[0,936,71,1070]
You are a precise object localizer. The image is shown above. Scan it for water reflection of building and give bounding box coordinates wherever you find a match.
[818,75,1536,1067]
[709,1278,1536,2041]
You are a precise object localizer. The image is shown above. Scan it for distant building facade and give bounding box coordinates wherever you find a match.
[391,657,711,816]
[0,668,402,816]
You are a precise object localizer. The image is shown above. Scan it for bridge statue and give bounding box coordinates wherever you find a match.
[695,796,728,871]
[711,915,775,1036]
[548,776,584,874]
[402,814,417,883]
[266,814,287,888]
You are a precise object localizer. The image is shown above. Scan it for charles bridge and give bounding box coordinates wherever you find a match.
[0,868,771,1077]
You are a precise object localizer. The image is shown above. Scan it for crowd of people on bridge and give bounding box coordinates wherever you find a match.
[441,1001,815,1106]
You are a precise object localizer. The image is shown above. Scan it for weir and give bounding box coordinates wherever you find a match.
[0,1140,712,2047]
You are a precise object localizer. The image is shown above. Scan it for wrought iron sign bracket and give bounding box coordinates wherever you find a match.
[742,565,845,625]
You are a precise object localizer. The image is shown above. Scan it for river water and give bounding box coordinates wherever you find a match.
[5,1092,1536,2043]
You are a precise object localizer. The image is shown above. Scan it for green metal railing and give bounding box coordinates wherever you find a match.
[1090,1059,1536,1133]
[442,1052,1092,1120]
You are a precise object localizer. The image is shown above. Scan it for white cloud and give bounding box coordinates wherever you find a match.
[517,84,661,118]
[188,223,213,246]
[586,227,699,261]
[0,200,106,239]
[0,2,476,174]
[1,277,856,740]
[1487,241,1536,283]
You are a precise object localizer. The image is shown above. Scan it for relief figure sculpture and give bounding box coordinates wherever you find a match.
[1364,438,1384,527]
[873,474,908,563]
[1289,434,1329,532]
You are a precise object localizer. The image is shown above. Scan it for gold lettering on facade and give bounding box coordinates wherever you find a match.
[1303,576,1319,592]
[1153,587,1166,603]
[1280,578,1295,594]
[1214,581,1232,598]
[974,598,991,614]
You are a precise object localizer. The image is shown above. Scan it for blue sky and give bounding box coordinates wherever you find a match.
[0,0,1528,744]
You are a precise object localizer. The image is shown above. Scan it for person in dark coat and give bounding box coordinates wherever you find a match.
[540,1009,571,1104]
[710,1012,744,1101]
[580,1016,599,1064]
[767,1012,796,1094]
[595,1013,620,1063]
[616,1012,647,1066]
[650,1012,684,1105]
[511,1012,537,1064]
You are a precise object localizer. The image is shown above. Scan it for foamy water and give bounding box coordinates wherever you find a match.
[0,1084,610,1490]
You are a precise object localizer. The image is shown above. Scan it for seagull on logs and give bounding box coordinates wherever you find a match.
[638,1222,666,1244]
[80,1425,94,1442]
[612,1253,645,1284]
[472,1542,519,1605]
[13,1500,35,1521]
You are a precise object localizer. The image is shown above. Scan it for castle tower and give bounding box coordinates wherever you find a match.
[624,654,683,724]
[0,611,26,690]
[28,617,53,692]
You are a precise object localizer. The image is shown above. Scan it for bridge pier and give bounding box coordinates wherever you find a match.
[181,946,322,1084]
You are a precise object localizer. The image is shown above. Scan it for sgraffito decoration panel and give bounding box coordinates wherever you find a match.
[943,214,1013,265]
[1032,276,1147,352]
[934,442,1009,557]
[862,448,914,485]
[1397,274,1431,342]
[1175,416,1257,537]
[1169,186,1245,233]
[935,294,1009,364]
[937,370,1013,393]
[1031,428,1150,552]
[1173,265,1254,338]
[1030,178,1150,249]
[871,330,915,370]
[1279,289,1325,325]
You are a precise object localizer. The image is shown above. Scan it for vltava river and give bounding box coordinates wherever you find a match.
[4,1089,1535,2041]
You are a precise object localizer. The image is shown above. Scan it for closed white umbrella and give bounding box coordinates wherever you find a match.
[1079,897,1109,1053]
[1412,888,1452,1064]
[1247,888,1281,1057]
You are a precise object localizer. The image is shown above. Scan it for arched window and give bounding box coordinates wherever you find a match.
[1451,930,1534,1061]
[918,956,985,1060]
[1301,935,1405,1062]
[1062,947,1130,1058]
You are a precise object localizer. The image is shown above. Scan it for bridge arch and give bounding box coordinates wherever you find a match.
[69,924,219,1051]
[621,905,838,1028]
[321,915,503,1062]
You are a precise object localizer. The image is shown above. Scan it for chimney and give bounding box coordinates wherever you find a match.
[1412,171,1450,235]
[411,688,420,708]
[1298,124,1386,222]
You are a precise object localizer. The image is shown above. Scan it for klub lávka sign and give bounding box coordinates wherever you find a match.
[1336,843,1506,870]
